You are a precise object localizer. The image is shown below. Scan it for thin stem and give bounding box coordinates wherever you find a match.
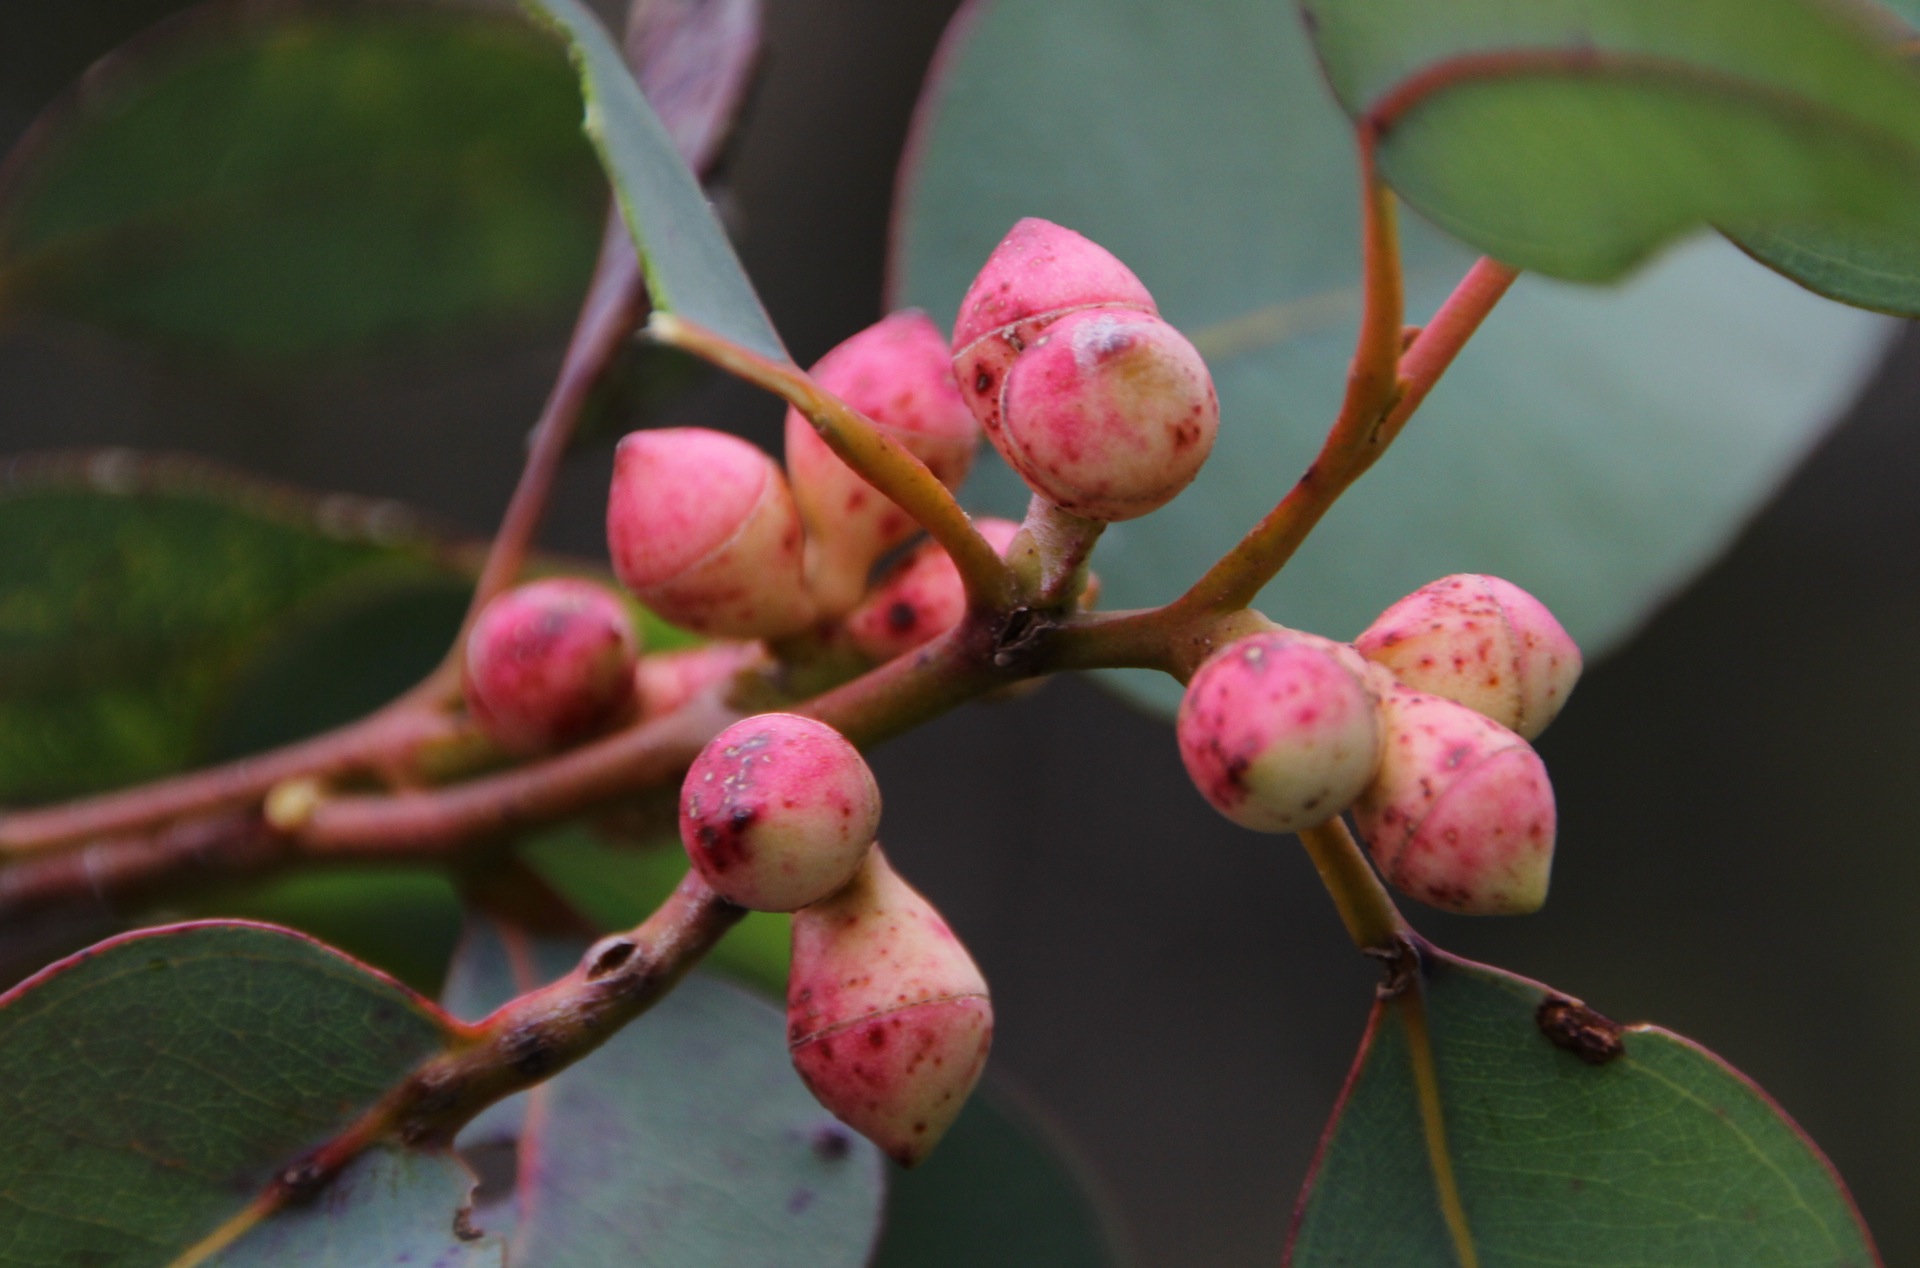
[1294,818,1406,954]
[651,313,1018,611]
[170,872,743,1264]
[460,216,647,631]
[0,694,460,856]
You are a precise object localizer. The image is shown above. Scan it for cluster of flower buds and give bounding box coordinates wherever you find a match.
[1176,575,1580,915]
[951,218,1219,523]
[677,714,990,1166]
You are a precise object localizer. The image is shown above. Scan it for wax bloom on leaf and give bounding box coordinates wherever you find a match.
[843,518,1021,661]
[680,713,880,912]
[463,578,639,753]
[1357,574,1582,740]
[607,427,815,639]
[785,311,981,613]
[1353,681,1557,915]
[788,847,992,1167]
[952,218,1218,521]
[1176,630,1382,833]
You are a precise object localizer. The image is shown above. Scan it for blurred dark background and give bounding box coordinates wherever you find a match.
[6,3,1920,1265]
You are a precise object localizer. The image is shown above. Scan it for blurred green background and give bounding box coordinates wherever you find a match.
[5,2,1920,1265]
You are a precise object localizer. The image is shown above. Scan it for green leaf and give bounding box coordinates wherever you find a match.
[1297,0,1920,284]
[894,0,1891,714]
[210,1147,505,1267]
[874,1081,1129,1267]
[1288,949,1879,1267]
[0,920,465,1266]
[1731,2,1920,315]
[0,452,473,803]
[521,0,787,361]
[0,1,606,356]
[443,919,887,1265]
[520,825,791,995]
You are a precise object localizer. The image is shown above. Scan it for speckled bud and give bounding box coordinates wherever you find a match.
[635,642,762,719]
[952,221,1215,522]
[788,847,991,1167]
[679,713,880,912]
[843,518,1021,662]
[991,310,1217,521]
[463,578,638,753]
[785,311,981,613]
[1177,631,1382,833]
[1352,682,1556,915]
[607,428,815,639]
[1356,574,1581,740]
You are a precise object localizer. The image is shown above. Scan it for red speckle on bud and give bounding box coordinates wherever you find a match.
[462,578,638,754]
[1177,631,1381,833]
[993,309,1217,521]
[843,518,1021,662]
[680,714,880,912]
[607,428,815,639]
[1356,574,1581,740]
[1352,682,1556,915]
[785,312,982,612]
[788,847,991,1167]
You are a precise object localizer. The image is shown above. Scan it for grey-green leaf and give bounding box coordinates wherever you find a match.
[1298,0,1920,285]
[0,452,473,803]
[893,0,1891,715]
[522,0,787,361]
[0,921,461,1267]
[444,919,886,1266]
[0,2,606,356]
[1288,949,1879,1266]
[210,1147,505,1268]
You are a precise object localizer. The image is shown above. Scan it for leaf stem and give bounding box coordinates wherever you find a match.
[650,312,1018,611]
[1398,970,1482,1268]
[1294,817,1406,954]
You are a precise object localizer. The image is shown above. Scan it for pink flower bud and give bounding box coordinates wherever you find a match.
[680,714,880,912]
[1356,574,1582,740]
[462,578,638,753]
[785,312,981,612]
[843,518,1021,662]
[1352,682,1556,915]
[1177,631,1382,833]
[788,847,991,1167]
[634,642,763,719]
[991,309,1217,521]
[607,428,815,639]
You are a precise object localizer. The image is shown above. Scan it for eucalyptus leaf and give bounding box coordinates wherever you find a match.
[0,452,471,802]
[522,0,787,361]
[1298,0,1920,284]
[444,919,887,1266]
[894,0,1891,715]
[0,921,465,1267]
[0,0,605,356]
[1288,948,1880,1267]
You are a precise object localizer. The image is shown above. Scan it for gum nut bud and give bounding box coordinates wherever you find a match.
[1177,631,1382,833]
[1352,683,1556,915]
[679,713,881,912]
[785,313,982,610]
[607,428,815,639]
[463,578,639,753]
[788,847,991,1167]
[635,642,763,719]
[992,309,1217,521]
[1356,574,1582,740]
[843,518,1022,662]
[953,218,1157,435]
